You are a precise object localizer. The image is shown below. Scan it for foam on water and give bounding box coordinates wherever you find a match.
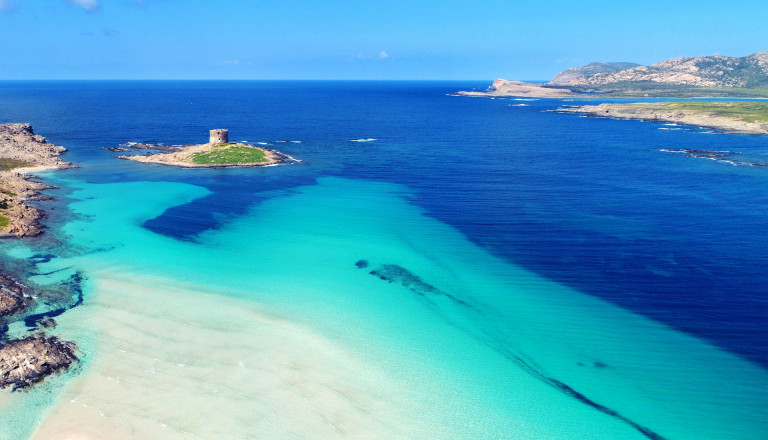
[2,176,766,439]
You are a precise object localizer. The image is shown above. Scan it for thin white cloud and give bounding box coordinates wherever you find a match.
[353,51,393,61]
[0,0,15,12]
[68,0,99,11]
[217,59,241,66]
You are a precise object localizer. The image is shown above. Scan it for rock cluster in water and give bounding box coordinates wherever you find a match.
[0,335,77,391]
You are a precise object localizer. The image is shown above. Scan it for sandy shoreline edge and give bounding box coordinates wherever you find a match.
[27,272,441,440]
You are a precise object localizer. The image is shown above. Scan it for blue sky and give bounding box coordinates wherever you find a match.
[0,0,766,80]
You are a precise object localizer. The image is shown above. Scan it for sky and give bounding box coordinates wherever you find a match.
[0,0,767,80]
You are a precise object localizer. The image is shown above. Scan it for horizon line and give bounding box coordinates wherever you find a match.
[0,78,537,82]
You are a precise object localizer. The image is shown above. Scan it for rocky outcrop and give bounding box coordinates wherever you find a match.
[0,123,73,238]
[0,198,44,238]
[0,124,71,169]
[551,52,768,88]
[0,336,77,391]
[550,62,641,86]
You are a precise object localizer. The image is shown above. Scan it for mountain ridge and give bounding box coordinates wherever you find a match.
[549,62,641,86]
[550,52,768,88]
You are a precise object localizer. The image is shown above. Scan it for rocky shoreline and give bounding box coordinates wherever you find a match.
[0,123,75,238]
[0,123,79,391]
[554,103,768,135]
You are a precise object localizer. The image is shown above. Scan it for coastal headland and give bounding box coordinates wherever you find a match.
[455,79,582,98]
[456,51,768,98]
[555,102,768,135]
[0,123,79,391]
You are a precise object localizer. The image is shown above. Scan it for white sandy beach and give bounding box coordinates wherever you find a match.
[30,273,443,440]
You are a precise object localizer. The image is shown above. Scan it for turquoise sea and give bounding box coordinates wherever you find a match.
[0,81,767,439]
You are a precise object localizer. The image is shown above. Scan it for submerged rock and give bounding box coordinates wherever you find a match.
[0,273,28,318]
[0,335,77,391]
[367,263,472,308]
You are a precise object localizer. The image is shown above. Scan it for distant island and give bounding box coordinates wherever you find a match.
[119,129,295,168]
[555,102,768,135]
[457,51,768,98]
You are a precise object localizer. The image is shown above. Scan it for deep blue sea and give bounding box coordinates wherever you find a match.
[1,81,767,439]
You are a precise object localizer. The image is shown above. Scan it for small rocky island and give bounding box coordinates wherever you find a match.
[120,129,294,168]
[0,123,79,391]
[555,102,768,135]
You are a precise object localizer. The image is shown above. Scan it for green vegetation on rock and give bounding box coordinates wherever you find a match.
[191,144,268,165]
[0,216,9,228]
[0,159,32,171]
[656,102,768,123]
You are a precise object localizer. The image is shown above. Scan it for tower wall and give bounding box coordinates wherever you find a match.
[209,129,229,145]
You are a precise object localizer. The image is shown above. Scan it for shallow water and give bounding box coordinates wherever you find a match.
[0,81,767,439]
[0,176,762,439]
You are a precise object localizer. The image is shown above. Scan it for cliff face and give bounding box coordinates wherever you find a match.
[550,52,768,88]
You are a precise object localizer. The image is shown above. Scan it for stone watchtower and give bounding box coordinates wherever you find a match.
[209,129,229,145]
